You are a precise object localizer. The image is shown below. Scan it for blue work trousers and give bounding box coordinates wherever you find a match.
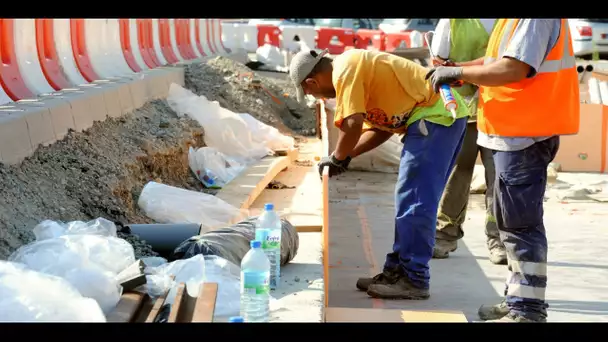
[384,117,467,289]
[493,136,559,321]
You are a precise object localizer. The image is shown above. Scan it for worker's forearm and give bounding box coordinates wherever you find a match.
[334,115,364,160]
[351,129,394,158]
[455,57,485,67]
[460,60,528,87]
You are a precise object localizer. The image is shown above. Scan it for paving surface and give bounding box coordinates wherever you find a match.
[271,232,324,322]
[327,170,608,322]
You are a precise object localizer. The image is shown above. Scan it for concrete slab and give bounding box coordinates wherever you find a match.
[271,232,324,322]
[327,170,608,322]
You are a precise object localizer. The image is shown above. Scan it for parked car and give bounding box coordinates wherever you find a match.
[569,18,608,59]
[247,18,316,27]
[313,18,376,31]
[378,19,438,34]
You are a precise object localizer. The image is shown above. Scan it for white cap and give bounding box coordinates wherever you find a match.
[288,49,329,103]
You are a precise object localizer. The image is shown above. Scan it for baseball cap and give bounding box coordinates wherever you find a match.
[289,48,329,104]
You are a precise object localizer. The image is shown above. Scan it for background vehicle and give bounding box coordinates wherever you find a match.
[313,18,376,31]
[248,19,316,27]
[378,18,439,33]
[569,18,608,59]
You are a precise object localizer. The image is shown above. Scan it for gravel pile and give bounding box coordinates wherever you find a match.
[183,56,317,136]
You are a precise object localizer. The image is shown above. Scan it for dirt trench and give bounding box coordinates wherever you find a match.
[0,56,316,260]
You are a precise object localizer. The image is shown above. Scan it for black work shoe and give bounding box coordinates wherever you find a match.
[486,312,547,323]
[433,239,457,259]
[478,300,510,321]
[356,268,400,291]
[366,275,430,300]
[488,246,508,265]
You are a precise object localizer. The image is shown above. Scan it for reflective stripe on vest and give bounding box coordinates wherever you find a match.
[477,19,580,137]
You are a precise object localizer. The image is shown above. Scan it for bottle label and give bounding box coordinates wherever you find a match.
[255,228,281,250]
[241,270,270,295]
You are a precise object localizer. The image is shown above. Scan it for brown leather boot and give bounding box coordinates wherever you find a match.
[355,267,400,291]
[432,239,458,259]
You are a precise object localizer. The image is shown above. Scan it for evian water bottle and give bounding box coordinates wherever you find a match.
[254,203,282,289]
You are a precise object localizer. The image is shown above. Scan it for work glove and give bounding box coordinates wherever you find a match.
[425,66,464,93]
[318,153,351,178]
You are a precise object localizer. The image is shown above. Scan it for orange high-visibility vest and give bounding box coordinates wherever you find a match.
[477,19,580,137]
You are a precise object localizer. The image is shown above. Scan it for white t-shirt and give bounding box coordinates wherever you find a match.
[431,19,496,59]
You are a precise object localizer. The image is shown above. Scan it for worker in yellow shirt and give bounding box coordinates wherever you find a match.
[289,48,469,299]
[427,19,579,322]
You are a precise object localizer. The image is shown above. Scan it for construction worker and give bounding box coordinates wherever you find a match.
[429,19,508,264]
[427,19,579,322]
[289,48,470,300]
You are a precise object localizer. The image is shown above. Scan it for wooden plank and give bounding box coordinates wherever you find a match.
[167,283,187,323]
[145,287,171,323]
[325,307,468,323]
[191,283,218,322]
[322,167,329,309]
[251,139,323,232]
[216,148,299,212]
[106,292,148,323]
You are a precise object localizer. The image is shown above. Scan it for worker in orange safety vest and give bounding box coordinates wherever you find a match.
[426,19,579,322]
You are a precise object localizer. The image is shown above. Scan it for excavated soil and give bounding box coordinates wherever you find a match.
[0,56,316,260]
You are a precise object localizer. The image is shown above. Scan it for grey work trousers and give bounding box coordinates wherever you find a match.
[435,122,503,249]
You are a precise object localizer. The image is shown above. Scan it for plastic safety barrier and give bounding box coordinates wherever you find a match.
[355,29,385,51]
[280,25,317,52]
[316,27,355,55]
[257,24,281,48]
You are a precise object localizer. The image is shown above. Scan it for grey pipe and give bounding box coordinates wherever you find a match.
[586,64,594,72]
[125,223,202,254]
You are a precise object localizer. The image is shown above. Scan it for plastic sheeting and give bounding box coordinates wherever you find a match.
[169,216,299,268]
[8,218,135,315]
[0,260,107,322]
[137,181,249,232]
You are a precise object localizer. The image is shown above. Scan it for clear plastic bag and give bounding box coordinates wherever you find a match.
[33,217,118,241]
[137,181,248,232]
[0,260,107,322]
[167,84,271,165]
[145,255,241,318]
[8,234,135,314]
[348,134,403,174]
[239,113,295,151]
[188,146,245,187]
[255,44,286,67]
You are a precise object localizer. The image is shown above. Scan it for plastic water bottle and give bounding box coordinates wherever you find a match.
[196,168,222,189]
[255,203,282,289]
[228,316,245,323]
[240,240,270,322]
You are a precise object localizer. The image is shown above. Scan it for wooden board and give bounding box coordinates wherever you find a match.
[322,167,329,309]
[216,148,298,213]
[325,307,468,323]
[106,292,148,323]
[251,139,323,232]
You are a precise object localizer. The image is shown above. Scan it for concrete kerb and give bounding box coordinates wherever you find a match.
[0,67,185,166]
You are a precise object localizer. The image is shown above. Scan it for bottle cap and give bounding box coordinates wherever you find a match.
[229,316,245,322]
[251,240,261,248]
[264,203,274,211]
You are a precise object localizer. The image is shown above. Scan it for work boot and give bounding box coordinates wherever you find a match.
[488,246,508,265]
[486,312,547,323]
[432,239,457,259]
[355,267,400,291]
[478,300,510,321]
[366,275,430,300]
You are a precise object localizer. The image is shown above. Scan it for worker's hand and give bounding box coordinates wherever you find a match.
[318,153,351,178]
[432,58,456,67]
[425,66,464,93]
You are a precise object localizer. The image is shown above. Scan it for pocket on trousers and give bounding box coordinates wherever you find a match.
[497,167,546,229]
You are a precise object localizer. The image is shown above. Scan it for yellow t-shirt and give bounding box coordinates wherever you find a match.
[332,49,440,135]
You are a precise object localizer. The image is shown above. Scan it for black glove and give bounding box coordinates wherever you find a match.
[318,153,351,178]
[425,66,463,93]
